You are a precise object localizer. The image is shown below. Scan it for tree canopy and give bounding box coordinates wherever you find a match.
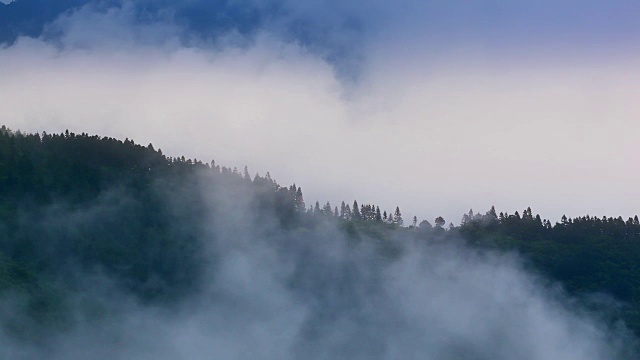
[0,127,639,339]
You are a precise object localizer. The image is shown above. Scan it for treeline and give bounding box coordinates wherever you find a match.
[455,206,640,332]
[0,128,401,306]
[1,127,640,336]
[307,200,405,226]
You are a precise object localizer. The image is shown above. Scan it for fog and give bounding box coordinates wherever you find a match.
[1,0,640,223]
[0,171,636,359]
[1,3,639,356]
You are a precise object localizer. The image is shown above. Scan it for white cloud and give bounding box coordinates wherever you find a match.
[1,4,640,356]
[1,180,634,358]
[1,3,639,224]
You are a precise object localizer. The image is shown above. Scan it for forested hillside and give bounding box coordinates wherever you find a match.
[457,208,640,332]
[0,127,639,352]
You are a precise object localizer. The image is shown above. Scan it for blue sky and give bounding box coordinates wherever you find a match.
[3,0,640,69]
[1,0,639,223]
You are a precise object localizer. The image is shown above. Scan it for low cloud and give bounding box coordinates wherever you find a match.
[0,173,636,359]
[1,2,639,358]
[1,0,640,222]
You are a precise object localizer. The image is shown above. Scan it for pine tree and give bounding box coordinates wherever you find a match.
[323,201,332,216]
[243,166,251,182]
[535,214,542,226]
[524,207,533,220]
[419,220,432,229]
[486,206,497,219]
[295,187,305,213]
[368,205,375,221]
[352,200,361,220]
[394,206,403,226]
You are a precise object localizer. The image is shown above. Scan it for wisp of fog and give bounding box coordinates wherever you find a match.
[1,1,639,358]
[0,170,636,360]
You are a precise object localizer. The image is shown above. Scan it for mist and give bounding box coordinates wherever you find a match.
[0,167,636,359]
[1,2,639,357]
[1,0,640,222]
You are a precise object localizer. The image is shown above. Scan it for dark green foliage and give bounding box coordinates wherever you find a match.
[457,206,640,334]
[352,200,361,221]
[393,206,403,226]
[1,127,640,340]
[0,129,308,306]
[0,130,207,301]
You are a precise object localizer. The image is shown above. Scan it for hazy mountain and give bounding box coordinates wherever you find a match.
[0,127,638,359]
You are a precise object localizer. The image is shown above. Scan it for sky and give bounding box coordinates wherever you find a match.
[1,0,639,225]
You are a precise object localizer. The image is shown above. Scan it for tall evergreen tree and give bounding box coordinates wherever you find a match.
[295,187,305,213]
[394,206,403,226]
[419,220,432,229]
[486,206,497,219]
[323,201,332,216]
[352,200,361,220]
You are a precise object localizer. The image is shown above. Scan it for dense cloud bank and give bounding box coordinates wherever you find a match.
[1,3,639,354]
[0,0,367,76]
[0,170,637,359]
[2,1,640,223]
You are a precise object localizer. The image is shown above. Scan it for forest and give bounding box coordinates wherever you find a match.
[0,126,639,357]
